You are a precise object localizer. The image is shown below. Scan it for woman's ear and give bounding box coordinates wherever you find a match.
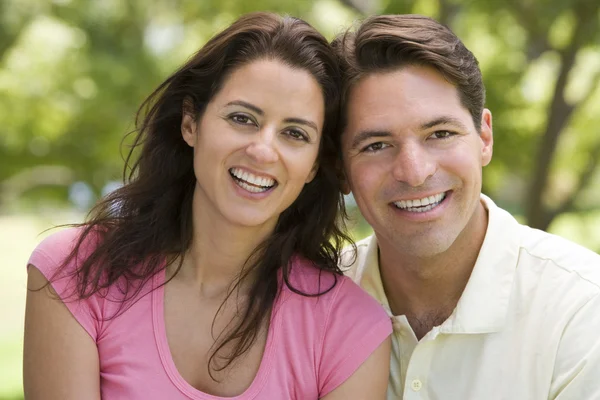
[335,158,351,194]
[339,171,351,195]
[305,163,319,184]
[181,98,197,147]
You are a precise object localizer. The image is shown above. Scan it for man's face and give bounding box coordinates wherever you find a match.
[342,65,493,259]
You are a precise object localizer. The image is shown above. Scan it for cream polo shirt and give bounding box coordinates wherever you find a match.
[343,195,600,400]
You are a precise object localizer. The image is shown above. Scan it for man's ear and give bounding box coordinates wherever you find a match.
[181,98,197,147]
[480,108,493,167]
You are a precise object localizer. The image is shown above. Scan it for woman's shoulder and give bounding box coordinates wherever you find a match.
[284,256,339,296]
[28,226,94,276]
[27,226,109,340]
[276,255,392,396]
[284,255,388,318]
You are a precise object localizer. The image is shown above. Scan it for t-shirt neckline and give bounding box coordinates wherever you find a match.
[151,268,279,399]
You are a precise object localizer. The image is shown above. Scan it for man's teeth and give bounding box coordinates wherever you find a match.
[229,168,276,192]
[394,192,446,212]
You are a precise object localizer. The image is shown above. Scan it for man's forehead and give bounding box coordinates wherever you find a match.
[343,67,470,132]
[348,66,459,102]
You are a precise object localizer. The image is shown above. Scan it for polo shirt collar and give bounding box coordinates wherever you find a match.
[359,194,523,334]
[442,194,522,334]
[357,235,393,315]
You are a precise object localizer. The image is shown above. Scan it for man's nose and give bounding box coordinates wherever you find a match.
[391,142,436,187]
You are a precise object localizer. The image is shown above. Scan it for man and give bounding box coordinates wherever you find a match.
[333,14,600,399]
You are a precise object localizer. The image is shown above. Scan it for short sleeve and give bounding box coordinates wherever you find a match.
[549,292,600,399]
[27,227,103,341]
[317,276,392,396]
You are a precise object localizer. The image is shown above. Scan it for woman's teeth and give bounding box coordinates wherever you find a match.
[229,168,276,193]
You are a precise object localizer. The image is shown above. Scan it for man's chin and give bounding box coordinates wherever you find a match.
[384,230,456,259]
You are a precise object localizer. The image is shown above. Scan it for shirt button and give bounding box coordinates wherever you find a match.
[411,379,423,392]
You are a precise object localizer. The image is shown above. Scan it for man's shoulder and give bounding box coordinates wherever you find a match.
[485,195,600,288]
[517,223,600,288]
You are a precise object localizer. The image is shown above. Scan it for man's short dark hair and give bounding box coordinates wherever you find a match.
[332,14,485,131]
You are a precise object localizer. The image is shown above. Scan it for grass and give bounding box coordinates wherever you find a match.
[0,208,598,398]
[0,215,38,399]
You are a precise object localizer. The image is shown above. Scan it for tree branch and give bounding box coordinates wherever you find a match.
[575,66,600,108]
[337,0,370,15]
[504,0,551,62]
[552,139,600,219]
[550,64,600,218]
[0,3,33,62]
[525,5,595,230]
[438,0,461,28]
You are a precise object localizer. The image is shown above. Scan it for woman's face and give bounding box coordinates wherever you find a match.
[181,59,325,231]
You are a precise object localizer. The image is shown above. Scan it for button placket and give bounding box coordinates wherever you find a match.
[403,338,436,399]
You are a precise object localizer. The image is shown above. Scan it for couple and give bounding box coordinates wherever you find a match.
[23,12,600,400]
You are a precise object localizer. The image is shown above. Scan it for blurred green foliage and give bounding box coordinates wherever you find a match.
[0,3,599,397]
[0,0,599,231]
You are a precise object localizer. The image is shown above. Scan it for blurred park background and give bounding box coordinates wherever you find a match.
[1,0,599,398]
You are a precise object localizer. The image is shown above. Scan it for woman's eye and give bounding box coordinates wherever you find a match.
[363,142,389,152]
[285,129,309,142]
[230,114,254,125]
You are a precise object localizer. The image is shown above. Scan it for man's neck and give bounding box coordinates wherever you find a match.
[378,202,488,340]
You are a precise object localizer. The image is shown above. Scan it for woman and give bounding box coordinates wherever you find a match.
[23,12,391,399]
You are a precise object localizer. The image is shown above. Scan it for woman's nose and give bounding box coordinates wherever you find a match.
[245,130,279,164]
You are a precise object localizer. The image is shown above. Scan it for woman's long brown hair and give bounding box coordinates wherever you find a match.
[52,12,352,378]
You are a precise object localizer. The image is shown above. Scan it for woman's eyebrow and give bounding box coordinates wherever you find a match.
[283,117,318,132]
[224,100,264,115]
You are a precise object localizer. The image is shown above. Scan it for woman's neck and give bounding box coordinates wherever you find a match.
[171,191,276,297]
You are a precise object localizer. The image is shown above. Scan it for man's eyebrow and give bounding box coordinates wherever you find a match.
[349,130,392,150]
[225,100,264,115]
[421,116,469,131]
[283,117,318,133]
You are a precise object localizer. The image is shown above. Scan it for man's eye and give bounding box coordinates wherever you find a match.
[363,142,389,152]
[230,114,255,125]
[431,130,454,139]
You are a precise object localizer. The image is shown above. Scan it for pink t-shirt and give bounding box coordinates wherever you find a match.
[28,228,391,399]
